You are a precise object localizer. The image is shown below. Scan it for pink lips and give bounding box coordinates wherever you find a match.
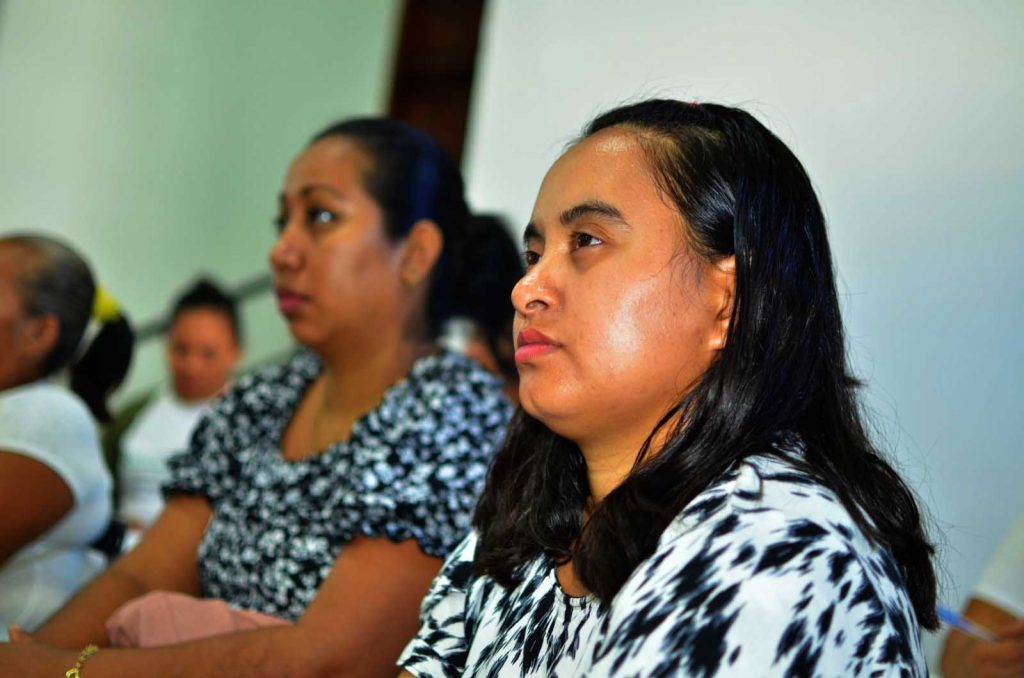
[515,328,558,363]
[275,288,308,316]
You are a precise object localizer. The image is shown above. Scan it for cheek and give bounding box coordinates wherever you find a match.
[581,273,709,391]
[581,277,671,374]
[168,354,186,373]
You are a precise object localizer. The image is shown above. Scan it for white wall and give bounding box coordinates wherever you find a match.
[0,0,401,398]
[464,0,1024,667]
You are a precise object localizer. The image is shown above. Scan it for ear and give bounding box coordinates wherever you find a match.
[400,219,444,289]
[21,314,60,365]
[707,255,736,351]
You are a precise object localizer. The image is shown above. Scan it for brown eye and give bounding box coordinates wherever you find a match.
[571,232,603,250]
[306,208,337,228]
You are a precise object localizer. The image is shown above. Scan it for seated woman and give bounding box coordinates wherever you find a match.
[0,234,133,639]
[109,278,242,534]
[1,119,513,675]
[399,100,937,676]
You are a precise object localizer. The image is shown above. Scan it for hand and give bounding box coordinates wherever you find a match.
[0,625,78,675]
[967,620,1024,678]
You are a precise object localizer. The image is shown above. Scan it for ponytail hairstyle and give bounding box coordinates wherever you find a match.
[2,234,134,423]
[311,118,483,340]
[472,100,938,630]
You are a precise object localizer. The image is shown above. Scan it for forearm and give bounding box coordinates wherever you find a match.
[69,625,356,678]
[35,495,210,647]
[33,567,151,647]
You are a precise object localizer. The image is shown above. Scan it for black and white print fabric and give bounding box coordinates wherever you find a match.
[399,445,926,677]
[164,350,512,621]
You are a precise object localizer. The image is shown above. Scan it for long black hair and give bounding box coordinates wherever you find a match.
[312,118,504,341]
[1,234,134,423]
[472,100,938,630]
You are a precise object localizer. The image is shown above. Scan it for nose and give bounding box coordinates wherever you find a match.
[268,219,303,272]
[511,258,558,317]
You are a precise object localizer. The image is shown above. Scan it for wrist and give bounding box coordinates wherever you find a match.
[65,643,99,677]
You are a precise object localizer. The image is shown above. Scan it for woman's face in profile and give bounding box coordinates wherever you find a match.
[0,247,53,391]
[0,258,32,391]
[512,129,732,448]
[269,137,407,353]
[167,308,240,402]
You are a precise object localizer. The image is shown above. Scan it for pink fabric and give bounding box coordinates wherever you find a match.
[106,591,290,647]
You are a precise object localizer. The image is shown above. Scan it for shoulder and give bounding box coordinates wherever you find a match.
[0,381,108,499]
[659,452,908,608]
[596,452,924,675]
[0,380,91,417]
[410,351,508,404]
[228,350,318,408]
[196,351,317,432]
[388,350,512,435]
[0,381,97,446]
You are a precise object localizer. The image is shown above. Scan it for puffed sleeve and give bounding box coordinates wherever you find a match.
[398,532,477,677]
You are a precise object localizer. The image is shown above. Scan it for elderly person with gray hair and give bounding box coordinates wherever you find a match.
[0,233,133,639]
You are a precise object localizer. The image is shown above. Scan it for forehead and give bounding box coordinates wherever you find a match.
[531,128,675,226]
[170,308,235,337]
[0,243,41,290]
[283,136,373,194]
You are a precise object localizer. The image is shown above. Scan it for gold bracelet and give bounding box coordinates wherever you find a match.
[65,644,99,678]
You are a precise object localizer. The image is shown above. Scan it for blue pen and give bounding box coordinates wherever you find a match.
[937,604,998,642]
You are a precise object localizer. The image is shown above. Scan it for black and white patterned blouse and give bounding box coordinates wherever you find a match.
[164,349,512,621]
[399,447,926,677]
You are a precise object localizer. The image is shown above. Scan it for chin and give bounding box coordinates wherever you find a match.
[519,389,579,438]
[285,323,326,352]
[176,385,211,402]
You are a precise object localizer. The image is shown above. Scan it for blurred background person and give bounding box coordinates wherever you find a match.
[460,213,523,403]
[0,118,513,676]
[941,515,1024,677]
[107,278,242,536]
[0,234,133,639]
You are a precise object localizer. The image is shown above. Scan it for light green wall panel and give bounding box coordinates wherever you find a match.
[0,0,402,398]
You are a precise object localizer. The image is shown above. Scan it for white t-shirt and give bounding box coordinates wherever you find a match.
[974,515,1024,618]
[0,381,112,638]
[117,390,213,528]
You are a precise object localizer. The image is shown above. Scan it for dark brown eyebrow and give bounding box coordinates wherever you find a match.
[523,200,629,248]
[299,184,345,199]
[278,184,346,204]
[559,200,626,227]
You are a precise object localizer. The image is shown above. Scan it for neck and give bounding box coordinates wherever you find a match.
[578,435,641,505]
[316,337,435,419]
[578,413,678,505]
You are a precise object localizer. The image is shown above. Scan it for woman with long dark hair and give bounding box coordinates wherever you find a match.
[0,119,512,676]
[399,99,937,676]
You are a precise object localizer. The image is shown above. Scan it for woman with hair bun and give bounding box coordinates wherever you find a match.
[109,277,243,534]
[399,100,936,676]
[1,118,513,676]
[0,233,133,639]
